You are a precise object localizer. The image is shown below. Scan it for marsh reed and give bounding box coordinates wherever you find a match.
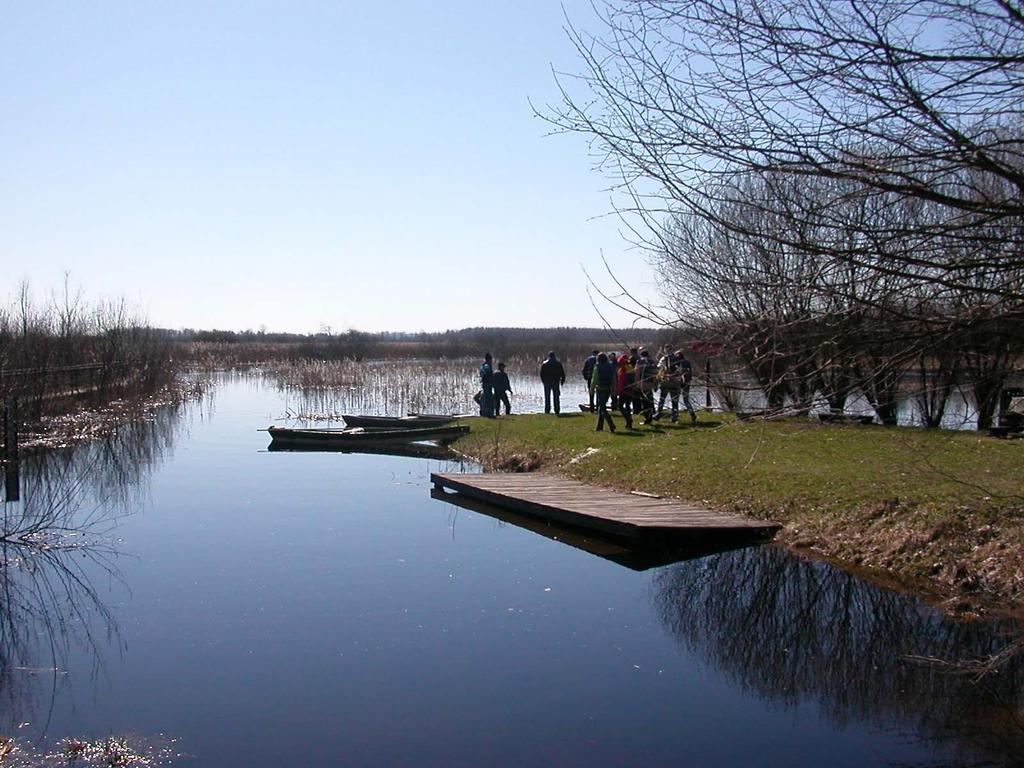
[258,356,594,420]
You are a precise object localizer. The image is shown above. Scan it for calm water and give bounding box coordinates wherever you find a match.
[1,375,1021,767]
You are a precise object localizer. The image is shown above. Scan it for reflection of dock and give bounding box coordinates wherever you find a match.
[430,472,779,544]
[430,488,751,570]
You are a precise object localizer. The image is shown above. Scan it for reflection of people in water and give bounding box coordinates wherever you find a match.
[651,547,1024,765]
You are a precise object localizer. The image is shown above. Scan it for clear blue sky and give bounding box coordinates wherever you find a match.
[0,1,659,332]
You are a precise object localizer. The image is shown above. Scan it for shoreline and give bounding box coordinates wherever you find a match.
[456,411,1024,619]
[11,377,206,454]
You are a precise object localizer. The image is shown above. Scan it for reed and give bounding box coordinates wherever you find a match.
[259,357,484,418]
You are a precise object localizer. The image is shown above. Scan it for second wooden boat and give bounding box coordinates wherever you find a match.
[342,414,457,430]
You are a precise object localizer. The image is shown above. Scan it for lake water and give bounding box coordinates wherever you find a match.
[1,375,1021,767]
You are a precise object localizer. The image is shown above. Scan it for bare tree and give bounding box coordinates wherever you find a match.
[547,0,1024,307]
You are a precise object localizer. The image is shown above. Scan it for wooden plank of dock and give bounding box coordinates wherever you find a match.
[431,472,779,543]
[430,487,761,570]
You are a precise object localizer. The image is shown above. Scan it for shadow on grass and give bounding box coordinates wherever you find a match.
[657,420,723,430]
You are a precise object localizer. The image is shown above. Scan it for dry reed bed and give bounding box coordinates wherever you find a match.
[257,357,593,419]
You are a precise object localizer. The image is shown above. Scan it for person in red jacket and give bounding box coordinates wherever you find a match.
[615,354,634,430]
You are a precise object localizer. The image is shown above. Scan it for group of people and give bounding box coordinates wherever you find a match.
[476,353,514,418]
[583,346,697,432]
[476,347,697,431]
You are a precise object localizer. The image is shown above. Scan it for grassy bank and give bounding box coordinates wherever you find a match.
[458,412,1024,614]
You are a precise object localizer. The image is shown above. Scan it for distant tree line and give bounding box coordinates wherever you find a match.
[546,0,1024,428]
[181,326,664,365]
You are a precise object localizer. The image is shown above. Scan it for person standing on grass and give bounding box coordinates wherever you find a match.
[635,348,658,424]
[479,352,495,418]
[607,353,619,410]
[655,348,682,421]
[615,353,634,430]
[591,352,617,432]
[582,349,599,410]
[540,351,566,414]
[677,349,697,423]
[493,361,513,416]
[622,348,638,421]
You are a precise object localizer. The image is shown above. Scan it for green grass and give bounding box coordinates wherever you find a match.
[458,412,1024,606]
[462,412,1021,515]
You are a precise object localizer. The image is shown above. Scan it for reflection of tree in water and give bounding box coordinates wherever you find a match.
[0,544,123,735]
[652,547,1024,766]
[0,403,185,735]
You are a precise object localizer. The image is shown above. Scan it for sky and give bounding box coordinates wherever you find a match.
[0,1,662,333]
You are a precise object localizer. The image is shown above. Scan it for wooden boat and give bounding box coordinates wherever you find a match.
[267,424,469,448]
[342,413,457,430]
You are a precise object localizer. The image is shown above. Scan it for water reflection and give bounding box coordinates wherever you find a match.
[429,487,753,570]
[270,440,462,462]
[3,462,17,503]
[0,542,123,734]
[0,402,186,735]
[653,547,1024,766]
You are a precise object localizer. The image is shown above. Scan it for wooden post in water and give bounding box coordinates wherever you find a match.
[2,395,16,463]
[2,395,18,502]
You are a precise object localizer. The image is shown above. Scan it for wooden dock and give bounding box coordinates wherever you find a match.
[430,472,779,544]
[430,487,758,570]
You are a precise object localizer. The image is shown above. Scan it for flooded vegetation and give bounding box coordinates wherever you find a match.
[0,282,181,425]
[0,373,1019,766]
[257,356,601,421]
[0,735,178,768]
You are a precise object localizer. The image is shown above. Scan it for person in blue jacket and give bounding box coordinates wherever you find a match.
[479,353,495,418]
